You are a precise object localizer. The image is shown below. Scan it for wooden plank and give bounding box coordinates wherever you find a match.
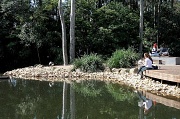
[145,69,180,83]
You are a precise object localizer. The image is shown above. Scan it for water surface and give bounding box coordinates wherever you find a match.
[0,78,179,119]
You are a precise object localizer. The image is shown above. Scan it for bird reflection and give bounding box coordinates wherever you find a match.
[49,82,54,87]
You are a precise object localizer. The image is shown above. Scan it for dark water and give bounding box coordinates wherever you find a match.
[0,78,179,119]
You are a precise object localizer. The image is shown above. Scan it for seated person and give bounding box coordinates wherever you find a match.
[151,43,158,54]
[150,43,161,57]
[159,47,169,56]
[137,53,153,78]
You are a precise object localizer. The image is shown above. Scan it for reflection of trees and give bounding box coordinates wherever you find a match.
[16,96,40,117]
[105,83,136,102]
[61,82,75,119]
[3,79,63,118]
[70,83,75,119]
[74,80,138,119]
[73,80,102,97]
[1,78,180,119]
[62,82,67,119]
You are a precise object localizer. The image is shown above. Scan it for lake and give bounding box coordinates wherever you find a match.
[0,78,179,119]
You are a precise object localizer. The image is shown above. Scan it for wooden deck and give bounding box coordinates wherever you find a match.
[145,65,180,84]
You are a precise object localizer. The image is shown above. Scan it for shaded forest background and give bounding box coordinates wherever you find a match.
[1,0,180,72]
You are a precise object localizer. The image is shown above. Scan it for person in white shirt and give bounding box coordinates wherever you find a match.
[137,53,153,78]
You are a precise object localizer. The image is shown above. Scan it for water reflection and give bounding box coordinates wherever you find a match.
[52,81,75,119]
[8,76,17,87]
[136,91,153,118]
[49,82,54,87]
[61,82,68,119]
[135,90,180,119]
[70,83,75,119]
[0,78,179,119]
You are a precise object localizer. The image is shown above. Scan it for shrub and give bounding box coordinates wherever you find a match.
[106,48,139,69]
[73,54,105,72]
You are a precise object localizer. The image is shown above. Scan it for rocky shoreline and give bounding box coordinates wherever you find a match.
[4,64,180,98]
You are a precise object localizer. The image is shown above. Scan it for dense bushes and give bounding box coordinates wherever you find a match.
[73,49,139,72]
[106,48,139,69]
[73,54,105,72]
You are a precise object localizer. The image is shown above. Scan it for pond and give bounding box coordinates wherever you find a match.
[0,78,180,119]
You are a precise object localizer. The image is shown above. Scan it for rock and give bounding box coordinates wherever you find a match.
[111,68,121,73]
[75,68,81,72]
[120,68,127,74]
[129,68,138,74]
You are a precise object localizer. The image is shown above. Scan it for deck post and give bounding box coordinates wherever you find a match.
[161,79,163,84]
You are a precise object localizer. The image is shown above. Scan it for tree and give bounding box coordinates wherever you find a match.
[70,0,76,63]
[58,0,68,65]
[139,0,144,54]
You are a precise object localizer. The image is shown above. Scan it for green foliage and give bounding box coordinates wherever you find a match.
[107,48,139,69]
[75,1,140,57]
[158,3,180,56]
[73,54,105,72]
[91,2,140,55]
[73,81,102,97]
[105,84,136,102]
[2,0,180,71]
[143,2,180,56]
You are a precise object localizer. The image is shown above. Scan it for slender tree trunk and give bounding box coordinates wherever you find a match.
[171,0,173,8]
[70,0,76,63]
[36,46,41,64]
[39,0,42,6]
[153,1,156,29]
[156,0,161,47]
[58,0,68,65]
[139,0,144,54]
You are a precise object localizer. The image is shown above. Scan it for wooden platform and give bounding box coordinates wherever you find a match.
[145,65,180,84]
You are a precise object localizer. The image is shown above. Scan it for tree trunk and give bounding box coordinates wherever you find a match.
[139,0,144,54]
[58,0,68,65]
[36,46,41,64]
[70,0,76,63]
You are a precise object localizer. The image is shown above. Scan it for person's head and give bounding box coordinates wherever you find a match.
[144,53,150,58]
[153,43,157,48]
[144,53,153,62]
[144,108,150,115]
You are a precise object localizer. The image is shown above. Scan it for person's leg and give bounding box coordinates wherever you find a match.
[141,67,148,72]
[140,67,147,78]
[137,66,145,74]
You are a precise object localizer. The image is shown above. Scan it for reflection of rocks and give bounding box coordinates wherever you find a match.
[4,65,180,98]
